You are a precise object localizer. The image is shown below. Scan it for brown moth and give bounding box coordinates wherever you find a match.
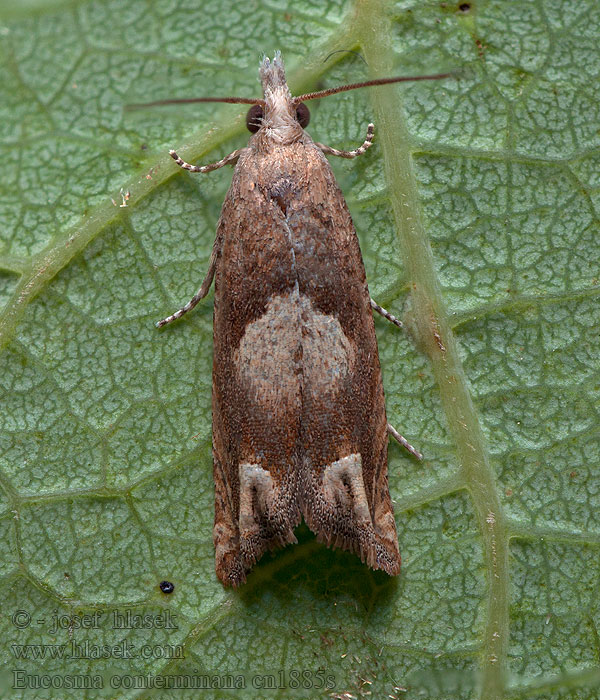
[148,53,447,586]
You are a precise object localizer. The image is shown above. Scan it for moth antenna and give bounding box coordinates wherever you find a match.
[125,96,265,111]
[126,73,456,112]
[293,72,456,104]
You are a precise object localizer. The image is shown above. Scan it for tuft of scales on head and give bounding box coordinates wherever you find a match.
[257,52,304,144]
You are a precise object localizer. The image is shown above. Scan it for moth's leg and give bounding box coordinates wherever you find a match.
[169,148,242,173]
[369,299,423,459]
[155,231,223,328]
[156,148,244,327]
[315,123,374,159]
[387,423,423,461]
[155,265,213,328]
[370,309,424,458]
[370,298,403,330]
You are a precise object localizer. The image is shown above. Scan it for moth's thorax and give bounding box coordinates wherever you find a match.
[257,53,303,146]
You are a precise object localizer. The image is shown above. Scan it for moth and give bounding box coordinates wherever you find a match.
[142,53,448,586]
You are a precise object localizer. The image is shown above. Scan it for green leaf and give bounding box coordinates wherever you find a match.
[1,0,599,698]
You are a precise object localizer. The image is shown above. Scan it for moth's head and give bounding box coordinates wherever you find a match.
[246,52,309,143]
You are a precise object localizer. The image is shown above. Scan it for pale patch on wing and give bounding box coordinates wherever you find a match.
[234,292,356,414]
[321,453,372,526]
[301,298,356,397]
[238,462,277,538]
[237,461,299,567]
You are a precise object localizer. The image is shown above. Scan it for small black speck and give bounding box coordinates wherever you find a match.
[141,143,148,150]
[459,2,471,11]
[159,580,175,594]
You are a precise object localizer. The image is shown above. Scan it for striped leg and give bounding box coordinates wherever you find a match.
[169,148,242,173]
[370,298,423,460]
[370,298,403,330]
[316,123,374,159]
[155,258,216,328]
[156,146,242,327]
[156,228,224,328]
[387,424,423,461]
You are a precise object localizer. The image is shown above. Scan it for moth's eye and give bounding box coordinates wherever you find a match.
[295,102,310,128]
[246,105,263,133]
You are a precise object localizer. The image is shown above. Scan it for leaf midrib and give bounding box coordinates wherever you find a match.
[360,1,510,698]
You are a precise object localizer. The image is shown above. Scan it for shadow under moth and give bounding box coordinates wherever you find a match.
[142,53,449,586]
